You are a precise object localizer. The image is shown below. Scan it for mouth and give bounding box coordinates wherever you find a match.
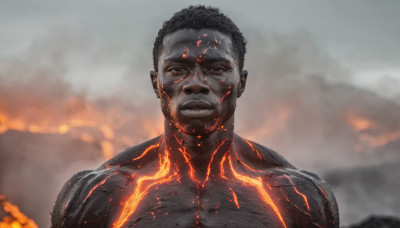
[179,100,214,118]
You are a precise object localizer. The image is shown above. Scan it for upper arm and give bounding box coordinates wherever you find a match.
[51,168,129,228]
[269,169,339,228]
[51,170,92,227]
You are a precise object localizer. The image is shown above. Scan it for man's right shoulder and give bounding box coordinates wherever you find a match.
[51,167,128,227]
[101,135,163,168]
[51,135,163,227]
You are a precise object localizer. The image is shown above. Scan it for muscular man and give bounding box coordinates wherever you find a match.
[52,6,339,228]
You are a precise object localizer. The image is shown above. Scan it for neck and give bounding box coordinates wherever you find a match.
[163,117,234,184]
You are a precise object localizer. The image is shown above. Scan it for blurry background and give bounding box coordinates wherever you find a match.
[0,0,399,227]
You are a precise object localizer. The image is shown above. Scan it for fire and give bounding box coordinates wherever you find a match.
[0,95,163,160]
[0,195,38,228]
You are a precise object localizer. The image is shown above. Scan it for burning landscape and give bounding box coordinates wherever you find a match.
[0,29,399,227]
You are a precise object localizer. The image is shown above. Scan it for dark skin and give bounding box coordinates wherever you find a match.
[51,29,339,228]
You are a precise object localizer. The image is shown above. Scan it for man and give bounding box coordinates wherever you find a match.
[52,6,339,228]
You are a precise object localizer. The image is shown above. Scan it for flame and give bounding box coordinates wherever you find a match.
[0,195,38,228]
[0,95,165,160]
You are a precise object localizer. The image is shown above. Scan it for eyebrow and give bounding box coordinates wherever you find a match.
[164,56,230,64]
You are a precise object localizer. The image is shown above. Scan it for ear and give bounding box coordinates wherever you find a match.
[237,70,248,98]
[150,71,160,98]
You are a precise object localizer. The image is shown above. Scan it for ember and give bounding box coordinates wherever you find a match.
[0,195,38,228]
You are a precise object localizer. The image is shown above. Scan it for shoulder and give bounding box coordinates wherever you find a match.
[233,134,295,169]
[268,168,339,227]
[51,135,163,228]
[51,166,131,227]
[100,135,162,168]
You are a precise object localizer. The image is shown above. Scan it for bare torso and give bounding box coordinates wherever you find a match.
[52,134,339,228]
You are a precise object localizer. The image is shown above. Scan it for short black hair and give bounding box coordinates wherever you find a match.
[153,5,246,71]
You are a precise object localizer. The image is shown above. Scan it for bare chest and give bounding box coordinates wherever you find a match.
[111,177,284,228]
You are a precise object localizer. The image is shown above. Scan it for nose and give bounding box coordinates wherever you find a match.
[183,72,210,95]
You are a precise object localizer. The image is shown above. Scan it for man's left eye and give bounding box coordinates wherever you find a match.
[208,67,227,73]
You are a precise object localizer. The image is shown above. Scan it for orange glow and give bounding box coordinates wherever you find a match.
[236,157,262,173]
[241,137,262,159]
[173,76,184,84]
[360,130,400,147]
[347,114,372,131]
[173,133,198,185]
[132,139,161,161]
[229,188,240,209]
[283,174,310,211]
[58,124,69,134]
[202,139,228,188]
[219,91,231,103]
[100,124,114,140]
[80,132,94,144]
[113,151,175,228]
[182,47,189,59]
[228,155,287,228]
[84,172,117,201]
[101,141,114,160]
[347,113,400,148]
[220,152,228,180]
[0,195,38,228]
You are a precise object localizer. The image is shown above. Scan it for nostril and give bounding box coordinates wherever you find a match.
[184,88,193,95]
[200,88,209,94]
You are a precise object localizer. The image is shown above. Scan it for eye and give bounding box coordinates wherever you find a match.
[207,66,227,74]
[167,66,187,75]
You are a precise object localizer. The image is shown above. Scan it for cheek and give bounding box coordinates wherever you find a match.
[214,78,238,103]
[158,82,180,118]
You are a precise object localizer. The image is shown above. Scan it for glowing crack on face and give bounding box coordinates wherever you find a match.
[219,91,231,104]
[181,47,189,59]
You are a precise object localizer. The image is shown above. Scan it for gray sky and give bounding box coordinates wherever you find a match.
[1,1,400,226]
[1,0,399,99]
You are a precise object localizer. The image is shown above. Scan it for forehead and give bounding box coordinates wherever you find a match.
[160,29,235,60]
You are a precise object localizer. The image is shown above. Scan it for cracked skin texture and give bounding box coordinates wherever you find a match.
[51,134,339,228]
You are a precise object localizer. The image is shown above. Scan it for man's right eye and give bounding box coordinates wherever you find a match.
[167,67,186,75]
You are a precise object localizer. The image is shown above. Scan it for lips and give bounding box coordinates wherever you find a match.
[179,100,214,117]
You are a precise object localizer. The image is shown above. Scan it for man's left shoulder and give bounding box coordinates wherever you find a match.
[233,134,295,168]
[267,168,340,227]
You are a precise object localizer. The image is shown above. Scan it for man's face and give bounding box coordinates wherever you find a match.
[151,29,247,135]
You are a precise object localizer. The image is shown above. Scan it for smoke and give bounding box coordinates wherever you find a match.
[0,31,162,227]
[236,31,400,170]
[0,29,399,227]
[236,30,400,225]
